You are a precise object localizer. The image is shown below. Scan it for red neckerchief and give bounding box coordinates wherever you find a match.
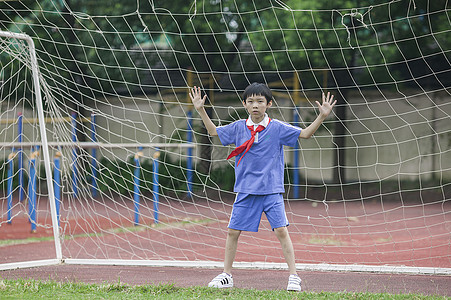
[227,119,271,166]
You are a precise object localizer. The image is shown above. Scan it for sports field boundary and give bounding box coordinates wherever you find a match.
[2,258,450,276]
[64,259,451,276]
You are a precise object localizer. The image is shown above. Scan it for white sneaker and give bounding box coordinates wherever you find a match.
[208,272,233,288]
[287,274,302,292]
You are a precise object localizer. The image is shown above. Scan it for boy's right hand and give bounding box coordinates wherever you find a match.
[189,86,207,111]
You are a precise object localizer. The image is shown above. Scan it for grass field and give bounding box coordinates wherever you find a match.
[0,279,447,299]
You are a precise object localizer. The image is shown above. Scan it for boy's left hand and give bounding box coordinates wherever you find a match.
[315,92,337,118]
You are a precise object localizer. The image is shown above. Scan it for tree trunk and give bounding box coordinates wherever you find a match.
[332,93,347,184]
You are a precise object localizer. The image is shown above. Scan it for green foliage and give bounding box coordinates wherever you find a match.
[0,150,235,196]
[96,156,135,195]
[1,0,448,100]
[244,0,450,90]
[94,151,236,197]
[141,152,189,196]
[208,163,235,192]
[95,153,190,196]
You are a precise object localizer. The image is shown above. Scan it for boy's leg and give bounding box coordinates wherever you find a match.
[208,228,241,288]
[274,226,302,291]
[224,228,241,274]
[274,226,297,275]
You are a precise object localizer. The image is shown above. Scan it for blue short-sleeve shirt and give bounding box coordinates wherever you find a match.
[216,119,302,195]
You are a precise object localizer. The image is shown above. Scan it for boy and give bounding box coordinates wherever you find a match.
[189,82,336,291]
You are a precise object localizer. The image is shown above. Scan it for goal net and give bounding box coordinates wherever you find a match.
[1,0,450,274]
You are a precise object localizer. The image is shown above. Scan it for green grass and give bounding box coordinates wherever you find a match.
[0,236,55,247]
[0,232,98,247]
[0,218,214,247]
[0,279,447,300]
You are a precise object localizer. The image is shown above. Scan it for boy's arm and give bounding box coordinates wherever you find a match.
[189,86,218,136]
[299,92,336,139]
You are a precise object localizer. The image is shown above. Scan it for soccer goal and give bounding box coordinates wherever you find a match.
[0,1,450,275]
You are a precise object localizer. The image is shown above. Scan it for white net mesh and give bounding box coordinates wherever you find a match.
[0,0,450,271]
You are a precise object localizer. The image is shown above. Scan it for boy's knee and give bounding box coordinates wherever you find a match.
[227,228,241,239]
[274,226,289,238]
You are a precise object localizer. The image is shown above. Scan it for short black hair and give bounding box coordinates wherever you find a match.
[242,82,273,104]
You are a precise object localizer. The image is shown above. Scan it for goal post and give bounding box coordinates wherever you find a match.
[0,30,62,265]
[0,26,198,268]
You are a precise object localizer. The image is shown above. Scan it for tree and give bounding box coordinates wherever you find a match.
[243,0,451,183]
[1,0,448,183]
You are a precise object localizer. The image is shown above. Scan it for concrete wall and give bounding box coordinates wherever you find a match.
[1,89,450,183]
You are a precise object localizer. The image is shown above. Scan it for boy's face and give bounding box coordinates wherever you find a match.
[243,94,272,123]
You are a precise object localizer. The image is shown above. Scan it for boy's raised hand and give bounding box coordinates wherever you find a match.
[189,86,207,111]
[315,92,337,118]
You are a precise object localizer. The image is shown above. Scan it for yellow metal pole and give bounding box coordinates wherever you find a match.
[293,71,300,105]
[292,71,301,199]
[187,68,194,105]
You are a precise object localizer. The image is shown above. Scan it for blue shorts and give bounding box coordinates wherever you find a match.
[228,193,289,232]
